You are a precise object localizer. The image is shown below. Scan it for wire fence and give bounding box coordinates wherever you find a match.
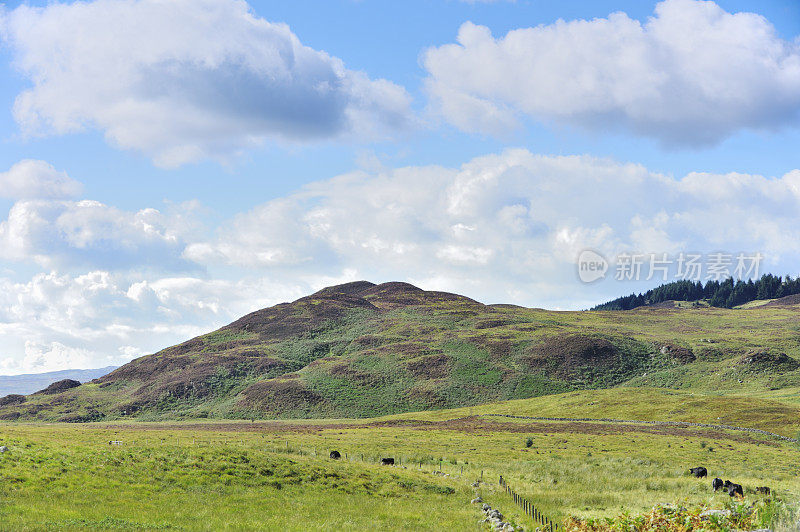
[499,475,560,531]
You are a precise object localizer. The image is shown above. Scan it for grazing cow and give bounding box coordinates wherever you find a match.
[689,467,708,478]
[755,486,771,496]
[728,483,744,498]
[329,450,341,460]
[712,478,724,491]
[380,457,395,466]
[724,480,733,489]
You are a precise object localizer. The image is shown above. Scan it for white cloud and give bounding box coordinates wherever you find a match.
[0,198,202,269]
[423,0,800,145]
[189,148,800,308]
[0,270,304,374]
[2,0,413,167]
[0,160,82,199]
[18,341,100,374]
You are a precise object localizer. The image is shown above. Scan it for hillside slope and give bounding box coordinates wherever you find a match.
[1,281,799,422]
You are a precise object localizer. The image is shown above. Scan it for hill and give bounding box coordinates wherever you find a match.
[0,366,118,397]
[1,280,800,422]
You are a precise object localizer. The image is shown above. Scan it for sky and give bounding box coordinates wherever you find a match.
[0,0,799,374]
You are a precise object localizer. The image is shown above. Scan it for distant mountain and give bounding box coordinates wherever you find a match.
[1,280,799,423]
[0,366,118,396]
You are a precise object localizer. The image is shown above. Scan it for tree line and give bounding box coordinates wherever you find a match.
[592,274,800,311]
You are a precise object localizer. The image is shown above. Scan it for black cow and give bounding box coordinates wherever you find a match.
[724,480,733,489]
[689,467,707,478]
[728,483,744,498]
[755,486,771,496]
[380,457,395,466]
[329,450,341,460]
[712,478,724,491]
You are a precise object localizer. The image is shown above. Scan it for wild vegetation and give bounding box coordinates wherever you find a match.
[2,280,800,422]
[1,390,797,530]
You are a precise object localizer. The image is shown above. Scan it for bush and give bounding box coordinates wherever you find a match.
[525,437,533,448]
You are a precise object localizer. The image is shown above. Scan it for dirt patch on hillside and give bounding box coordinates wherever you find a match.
[356,282,483,310]
[644,301,679,309]
[521,335,619,379]
[239,377,324,412]
[374,341,440,359]
[474,319,515,329]
[405,386,447,407]
[228,295,379,339]
[762,294,800,307]
[407,354,451,379]
[328,360,384,385]
[659,343,696,364]
[0,394,26,406]
[311,281,377,298]
[129,355,287,401]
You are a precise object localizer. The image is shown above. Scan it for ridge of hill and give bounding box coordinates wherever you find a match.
[1,281,799,422]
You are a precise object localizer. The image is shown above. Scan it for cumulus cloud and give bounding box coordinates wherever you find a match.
[0,270,304,374]
[0,160,82,199]
[423,0,800,144]
[1,0,412,167]
[188,149,800,308]
[0,198,202,270]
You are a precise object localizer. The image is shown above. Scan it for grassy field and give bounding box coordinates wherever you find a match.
[0,424,473,531]
[2,389,798,531]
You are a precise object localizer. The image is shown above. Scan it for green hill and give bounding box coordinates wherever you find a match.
[2,280,800,422]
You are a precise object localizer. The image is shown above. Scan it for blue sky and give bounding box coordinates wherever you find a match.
[0,0,799,373]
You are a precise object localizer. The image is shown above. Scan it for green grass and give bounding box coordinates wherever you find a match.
[417,387,800,437]
[1,389,798,530]
[0,425,472,531]
[200,329,259,346]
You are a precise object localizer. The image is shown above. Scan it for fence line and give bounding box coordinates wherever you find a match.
[499,475,559,531]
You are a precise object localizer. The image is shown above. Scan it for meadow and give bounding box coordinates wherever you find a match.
[2,388,798,531]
